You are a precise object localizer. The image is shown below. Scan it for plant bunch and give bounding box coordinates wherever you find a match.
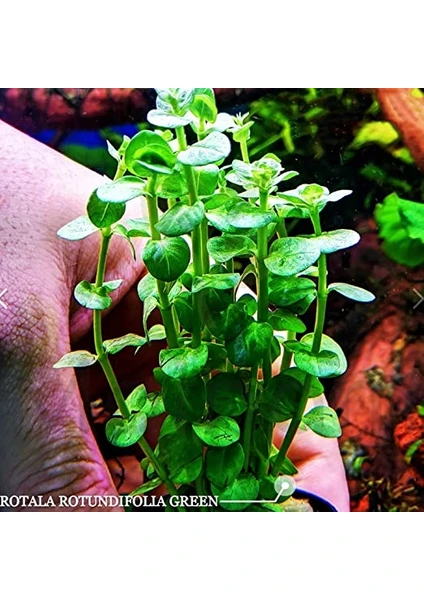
[54,88,375,511]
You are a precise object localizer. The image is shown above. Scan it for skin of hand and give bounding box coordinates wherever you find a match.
[0,121,350,511]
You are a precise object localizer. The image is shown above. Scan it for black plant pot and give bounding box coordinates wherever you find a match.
[128,488,337,513]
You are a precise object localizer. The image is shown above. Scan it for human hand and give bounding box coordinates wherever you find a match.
[0,121,349,511]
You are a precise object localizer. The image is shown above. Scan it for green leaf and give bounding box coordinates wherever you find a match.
[178,132,231,167]
[328,282,375,302]
[87,190,126,228]
[74,280,114,310]
[405,439,423,464]
[259,373,303,422]
[195,164,219,196]
[226,322,274,367]
[123,218,151,237]
[191,88,217,123]
[103,333,147,355]
[156,171,188,199]
[192,273,241,294]
[143,392,166,418]
[156,201,204,236]
[204,191,237,211]
[286,341,341,378]
[125,130,176,177]
[207,372,247,416]
[162,374,206,422]
[302,405,342,438]
[207,234,256,263]
[417,405,424,417]
[268,309,306,333]
[158,421,203,484]
[142,296,159,339]
[268,275,316,307]
[398,198,424,242]
[102,280,123,293]
[57,216,98,241]
[105,412,147,448]
[147,109,193,129]
[96,176,144,203]
[281,367,324,398]
[211,474,259,511]
[173,292,194,332]
[160,344,209,379]
[226,202,276,229]
[204,343,227,372]
[265,237,321,277]
[125,385,148,413]
[375,193,424,267]
[317,229,360,254]
[300,333,347,377]
[142,237,190,282]
[192,416,240,447]
[53,350,97,369]
[147,324,167,341]
[206,302,253,341]
[237,294,257,316]
[205,444,244,488]
[137,273,158,301]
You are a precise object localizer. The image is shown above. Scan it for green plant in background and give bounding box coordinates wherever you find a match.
[53,88,375,512]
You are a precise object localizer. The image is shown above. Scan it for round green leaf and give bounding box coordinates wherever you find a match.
[205,444,244,488]
[195,164,219,196]
[87,190,126,228]
[268,309,306,333]
[147,109,193,129]
[211,474,259,511]
[268,275,316,307]
[226,202,276,229]
[158,422,203,484]
[300,333,347,377]
[173,292,194,333]
[143,392,166,418]
[105,412,147,448]
[159,344,209,379]
[192,416,240,447]
[74,281,112,310]
[206,302,253,341]
[207,234,256,263]
[103,333,147,355]
[125,385,148,413]
[137,273,158,301]
[142,237,190,282]
[191,88,217,123]
[226,322,274,367]
[53,350,97,369]
[281,367,324,398]
[192,273,241,294]
[178,132,231,167]
[290,344,341,378]
[156,201,205,236]
[259,373,303,422]
[328,282,375,302]
[207,372,247,416]
[156,172,188,198]
[162,374,206,422]
[302,405,342,438]
[57,216,98,241]
[96,176,145,203]
[124,130,176,177]
[317,229,360,253]
[265,237,321,277]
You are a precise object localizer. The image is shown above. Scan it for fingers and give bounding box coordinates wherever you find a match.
[273,396,350,512]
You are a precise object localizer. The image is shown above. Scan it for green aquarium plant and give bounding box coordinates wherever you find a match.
[54,88,375,511]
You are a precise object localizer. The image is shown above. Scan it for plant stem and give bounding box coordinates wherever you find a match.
[271,208,328,477]
[242,366,259,471]
[145,176,179,349]
[257,189,271,385]
[93,231,181,502]
[240,138,250,163]
[175,126,205,348]
[280,330,296,372]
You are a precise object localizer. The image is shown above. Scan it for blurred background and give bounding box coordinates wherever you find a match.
[1,87,423,511]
